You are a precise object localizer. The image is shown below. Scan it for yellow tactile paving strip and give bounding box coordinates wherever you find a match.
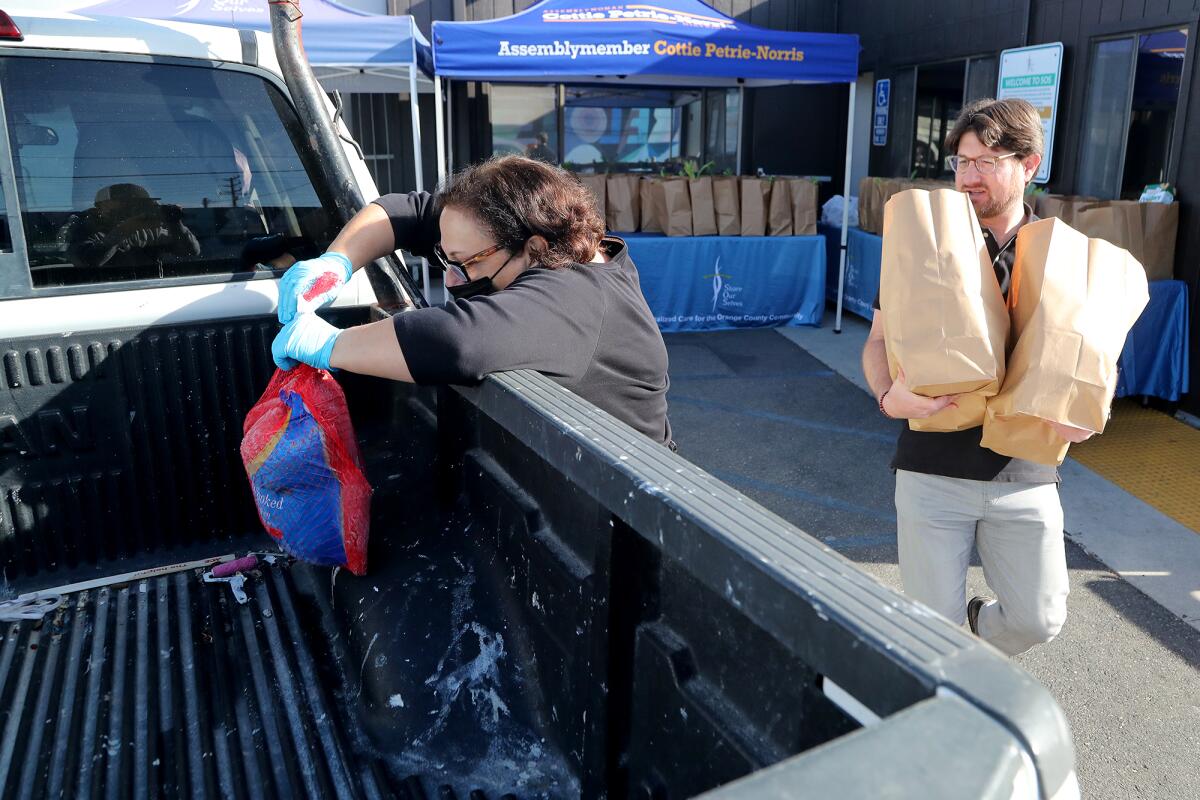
[1070,400,1200,534]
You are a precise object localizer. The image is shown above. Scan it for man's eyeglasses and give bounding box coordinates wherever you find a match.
[432,242,509,283]
[946,152,1019,175]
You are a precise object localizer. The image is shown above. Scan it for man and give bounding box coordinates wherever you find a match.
[861,98,1093,656]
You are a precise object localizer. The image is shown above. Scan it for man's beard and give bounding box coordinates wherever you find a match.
[971,174,1025,220]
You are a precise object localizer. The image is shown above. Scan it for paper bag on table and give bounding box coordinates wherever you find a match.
[605,175,641,233]
[980,218,1150,465]
[1072,201,1178,282]
[858,176,881,234]
[789,179,818,235]
[640,177,663,233]
[880,188,1009,432]
[656,177,693,237]
[577,175,607,225]
[689,176,718,236]
[712,176,740,236]
[767,178,793,236]
[740,177,769,236]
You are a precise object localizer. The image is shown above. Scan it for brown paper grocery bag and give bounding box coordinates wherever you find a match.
[740,177,768,236]
[980,218,1149,465]
[880,188,1009,432]
[1139,201,1179,280]
[864,176,883,232]
[578,175,607,226]
[640,177,663,233]
[689,177,718,236]
[712,176,740,236]
[767,179,794,236]
[659,178,693,237]
[605,175,640,233]
[1034,194,1098,224]
[789,179,818,235]
[1064,200,1178,281]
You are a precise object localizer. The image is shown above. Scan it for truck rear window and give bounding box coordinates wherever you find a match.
[0,56,338,288]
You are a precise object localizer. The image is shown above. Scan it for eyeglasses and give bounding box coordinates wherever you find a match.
[946,152,1019,175]
[432,242,509,283]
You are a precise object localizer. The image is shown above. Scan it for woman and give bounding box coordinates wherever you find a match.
[273,155,672,446]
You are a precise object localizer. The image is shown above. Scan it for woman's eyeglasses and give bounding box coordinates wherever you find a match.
[432,242,509,283]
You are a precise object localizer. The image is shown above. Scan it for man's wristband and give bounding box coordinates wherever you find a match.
[878,388,894,419]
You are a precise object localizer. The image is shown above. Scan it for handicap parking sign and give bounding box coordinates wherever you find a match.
[873,79,890,147]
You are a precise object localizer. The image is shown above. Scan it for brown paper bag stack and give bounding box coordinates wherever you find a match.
[789,179,818,235]
[712,176,740,236]
[857,177,881,233]
[689,176,718,236]
[980,218,1150,465]
[656,177,693,237]
[767,179,793,236]
[605,175,641,233]
[578,175,607,226]
[640,177,663,233]
[880,189,1009,432]
[740,177,769,236]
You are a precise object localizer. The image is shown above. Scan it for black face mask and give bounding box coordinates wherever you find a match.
[447,251,519,301]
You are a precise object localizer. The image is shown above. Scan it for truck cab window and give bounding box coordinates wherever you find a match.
[0,57,337,288]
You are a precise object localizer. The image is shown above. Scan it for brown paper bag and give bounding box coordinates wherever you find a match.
[578,175,607,226]
[1070,201,1178,281]
[1139,202,1179,280]
[880,188,1009,432]
[858,176,880,233]
[688,177,718,236]
[980,218,1150,465]
[740,177,768,236]
[789,179,818,235]
[605,175,641,233]
[1034,194,1098,223]
[640,177,663,233]
[658,177,693,237]
[767,178,793,236]
[712,176,740,236]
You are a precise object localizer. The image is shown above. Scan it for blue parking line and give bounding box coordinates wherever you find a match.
[709,469,897,522]
[669,395,895,443]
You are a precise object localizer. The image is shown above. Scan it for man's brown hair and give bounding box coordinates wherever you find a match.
[944,98,1044,158]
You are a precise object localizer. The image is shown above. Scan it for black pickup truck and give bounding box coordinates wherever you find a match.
[0,6,1076,800]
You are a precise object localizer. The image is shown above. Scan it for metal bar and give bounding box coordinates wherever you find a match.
[434,75,447,186]
[835,81,857,334]
[446,78,455,174]
[409,57,431,301]
[736,84,745,175]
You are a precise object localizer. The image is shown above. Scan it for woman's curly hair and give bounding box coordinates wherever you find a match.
[436,155,605,270]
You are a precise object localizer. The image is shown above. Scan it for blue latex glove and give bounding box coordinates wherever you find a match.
[277,252,353,323]
[272,313,342,371]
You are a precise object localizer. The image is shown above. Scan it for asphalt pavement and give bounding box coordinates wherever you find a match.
[663,327,1200,800]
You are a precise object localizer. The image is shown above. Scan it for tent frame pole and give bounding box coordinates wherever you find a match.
[834,80,856,334]
[736,84,744,175]
[445,78,454,175]
[434,75,447,185]
[408,58,430,302]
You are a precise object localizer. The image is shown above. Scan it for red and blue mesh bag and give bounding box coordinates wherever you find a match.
[241,365,371,575]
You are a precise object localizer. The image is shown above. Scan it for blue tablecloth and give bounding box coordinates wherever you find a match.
[1116,280,1189,401]
[816,225,1189,401]
[622,233,826,332]
[819,223,881,321]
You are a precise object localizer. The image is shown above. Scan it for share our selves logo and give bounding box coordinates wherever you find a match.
[704,258,743,312]
[542,4,736,29]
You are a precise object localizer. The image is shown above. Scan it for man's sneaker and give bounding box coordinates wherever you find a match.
[967,595,990,635]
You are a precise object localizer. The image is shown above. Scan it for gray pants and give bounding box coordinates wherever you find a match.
[895,469,1070,656]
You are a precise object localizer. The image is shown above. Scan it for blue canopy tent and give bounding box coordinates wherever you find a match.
[433,0,861,329]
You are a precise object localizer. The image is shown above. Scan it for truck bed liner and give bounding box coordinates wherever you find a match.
[0,558,524,800]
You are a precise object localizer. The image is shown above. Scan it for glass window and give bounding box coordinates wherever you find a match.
[1,57,337,288]
[562,87,683,170]
[1077,38,1138,199]
[490,84,558,163]
[1122,28,1188,197]
[912,60,964,180]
